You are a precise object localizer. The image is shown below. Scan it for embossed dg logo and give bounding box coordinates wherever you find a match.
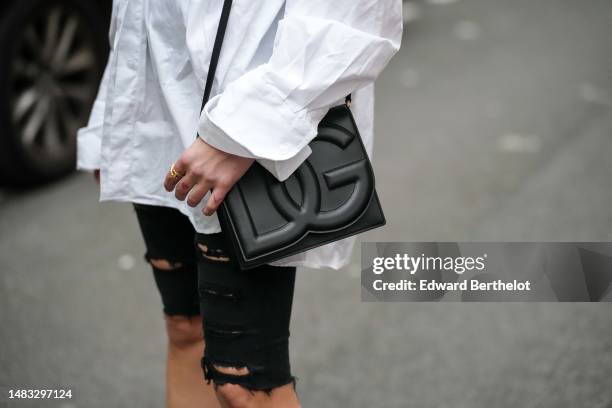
[258,123,375,248]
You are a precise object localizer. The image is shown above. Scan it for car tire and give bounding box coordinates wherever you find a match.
[0,0,108,186]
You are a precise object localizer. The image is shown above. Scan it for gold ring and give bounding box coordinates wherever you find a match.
[169,165,183,179]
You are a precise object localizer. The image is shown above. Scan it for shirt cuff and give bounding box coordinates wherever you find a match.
[257,145,312,181]
[197,76,318,180]
[76,125,102,171]
[197,67,319,159]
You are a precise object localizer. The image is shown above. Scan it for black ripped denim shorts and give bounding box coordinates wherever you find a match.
[132,203,297,393]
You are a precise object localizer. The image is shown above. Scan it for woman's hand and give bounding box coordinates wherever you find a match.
[164,138,254,216]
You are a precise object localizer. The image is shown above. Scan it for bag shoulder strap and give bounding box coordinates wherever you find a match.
[200,0,233,112]
[199,0,350,115]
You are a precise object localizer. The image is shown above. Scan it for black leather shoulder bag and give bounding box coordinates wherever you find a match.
[200,0,386,269]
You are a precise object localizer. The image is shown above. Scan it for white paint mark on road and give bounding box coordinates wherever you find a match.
[453,20,482,41]
[403,1,422,23]
[579,83,610,106]
[118,254,136,271]
[498,133,542,154]
[426,0,460,5]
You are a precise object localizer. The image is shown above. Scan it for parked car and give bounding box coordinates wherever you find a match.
[0,0,111,186]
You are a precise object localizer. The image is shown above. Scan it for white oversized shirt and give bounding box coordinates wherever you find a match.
[77,0,402,269]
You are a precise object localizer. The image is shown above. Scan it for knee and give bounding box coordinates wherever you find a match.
[213,375,299,408]
[215,382,254,408]
[164,315,203,350]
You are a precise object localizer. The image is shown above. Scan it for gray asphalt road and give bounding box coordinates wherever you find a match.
[1,0,612,407]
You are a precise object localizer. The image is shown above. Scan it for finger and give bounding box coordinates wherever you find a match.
[203,183,230,216]
[186,182,212,208]
[164,160,188,192]
[174,172,199,201]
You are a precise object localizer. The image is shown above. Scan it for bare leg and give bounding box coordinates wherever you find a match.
[165,314,220,408]
[214,376,300,408]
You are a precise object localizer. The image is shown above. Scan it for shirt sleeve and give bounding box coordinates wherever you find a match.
[76,3,119,172]
[197,0,402,181]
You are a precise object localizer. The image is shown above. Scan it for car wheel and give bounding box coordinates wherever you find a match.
[0,0,108,186]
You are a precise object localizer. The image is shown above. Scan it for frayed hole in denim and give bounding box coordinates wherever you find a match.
[197,243,230,262]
